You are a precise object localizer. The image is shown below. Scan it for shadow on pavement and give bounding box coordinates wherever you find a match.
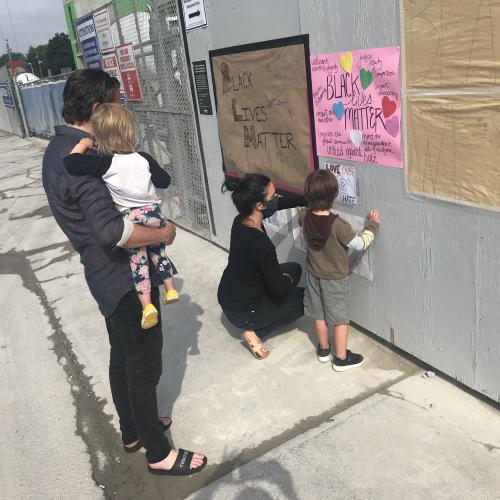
[158,278,203,417]
[188,457,300,500]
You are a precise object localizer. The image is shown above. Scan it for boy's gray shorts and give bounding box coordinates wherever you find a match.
[304,272,350,326]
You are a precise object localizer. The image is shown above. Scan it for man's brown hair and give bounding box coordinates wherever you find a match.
[304,169,339,210]
[62,69,119,125]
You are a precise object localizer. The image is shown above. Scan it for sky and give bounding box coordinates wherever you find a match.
[0,0,68,55]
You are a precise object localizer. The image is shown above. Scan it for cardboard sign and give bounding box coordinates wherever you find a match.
[311,47,402,168]
[407,95,500,209]
[404,0,500,210]
[76,14,101,69]
[117,43,143,102]
[210,36,317,194]
[93,8,114,53]
[404,0,500,87]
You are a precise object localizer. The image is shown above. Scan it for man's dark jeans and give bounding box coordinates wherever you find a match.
[224,262,305,339]
[105,287,171,464]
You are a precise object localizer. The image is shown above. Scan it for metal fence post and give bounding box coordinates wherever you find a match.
[12,82,30,138]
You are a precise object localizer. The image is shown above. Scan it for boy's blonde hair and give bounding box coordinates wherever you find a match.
[90,103,135,155]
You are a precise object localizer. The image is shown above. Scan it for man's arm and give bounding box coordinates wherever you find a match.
[69,174,175,249]
[124,222,176,248]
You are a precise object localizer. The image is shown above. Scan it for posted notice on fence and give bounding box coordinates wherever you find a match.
[311,46,402,168]
[0,83,15,108]
[182,0,207,31]
[117,43,143,102]
[102,53,123,89]
[76,14,102,69]
[93,8,114,53]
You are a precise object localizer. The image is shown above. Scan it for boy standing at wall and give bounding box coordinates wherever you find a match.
[299,170,380,371]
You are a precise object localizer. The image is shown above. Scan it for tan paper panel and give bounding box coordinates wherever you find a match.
[212,44,311,191]
[407,95,500,208]
[404,0,500,88]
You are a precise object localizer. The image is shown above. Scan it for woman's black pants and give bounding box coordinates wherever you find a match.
[223,262,305,339]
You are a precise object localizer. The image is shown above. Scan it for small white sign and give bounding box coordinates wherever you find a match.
[291,208,307,253]
[264,207,290,235]
[102,53,123,88]
[335,210,373,281]
[93,8,114,53]
[182,0,207,31]
[325,163,358,207]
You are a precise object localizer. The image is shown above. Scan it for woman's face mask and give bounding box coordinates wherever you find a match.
[261,194,279,219]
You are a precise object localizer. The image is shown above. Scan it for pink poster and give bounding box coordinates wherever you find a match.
[311,46,402,168]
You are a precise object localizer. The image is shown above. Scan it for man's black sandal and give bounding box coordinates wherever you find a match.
[148,449,208,476]
[123,418,172,453]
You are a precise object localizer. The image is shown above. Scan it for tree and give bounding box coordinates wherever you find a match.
[26,45,47,77]
[46,33,74,75]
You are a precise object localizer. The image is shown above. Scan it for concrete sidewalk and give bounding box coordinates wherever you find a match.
[0,131,499,500]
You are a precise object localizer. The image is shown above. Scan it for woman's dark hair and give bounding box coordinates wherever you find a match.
[62,69,120,125]
[222,174,271,216]
[304,169,339,210]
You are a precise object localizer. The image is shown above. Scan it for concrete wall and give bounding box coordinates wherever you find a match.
[0,94,22,136]
[184,0,500,403]
[0,68,23,136]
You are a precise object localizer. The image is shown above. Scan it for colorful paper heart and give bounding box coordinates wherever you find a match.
[360,68,373,89]
[382,96,397,118]
[349,129,363,148]
[385,116,399,137]
[332,101,345,120]
[339,52,353,73]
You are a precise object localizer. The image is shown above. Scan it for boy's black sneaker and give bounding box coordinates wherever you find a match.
[333,350,364,372]
[317,344,332,363]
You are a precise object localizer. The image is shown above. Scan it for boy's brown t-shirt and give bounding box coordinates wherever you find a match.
[299,209,357,280]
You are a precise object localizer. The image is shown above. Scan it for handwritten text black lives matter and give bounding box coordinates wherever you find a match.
[221,62,297,153]
[311,47,402,168]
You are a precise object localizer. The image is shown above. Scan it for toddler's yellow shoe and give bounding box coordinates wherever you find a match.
[163,289,180,305]
[141,304,158,330]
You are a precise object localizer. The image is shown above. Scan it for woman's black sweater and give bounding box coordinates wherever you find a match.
[218,194,306,312]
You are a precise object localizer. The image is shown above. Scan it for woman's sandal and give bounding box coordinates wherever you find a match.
[148,449,208,476]
[241,332,270,360]
[123,417,172,453]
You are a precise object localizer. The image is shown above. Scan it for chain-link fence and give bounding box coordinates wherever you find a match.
[11,0,212,239]
[109,0,212,239]
[17,79,67,137]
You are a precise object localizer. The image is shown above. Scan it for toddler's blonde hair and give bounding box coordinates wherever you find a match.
[90,103,135,155]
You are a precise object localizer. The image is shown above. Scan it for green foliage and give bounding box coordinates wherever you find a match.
[26,45,47,77]
[2,32,75,77]
[46,33,75,75]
